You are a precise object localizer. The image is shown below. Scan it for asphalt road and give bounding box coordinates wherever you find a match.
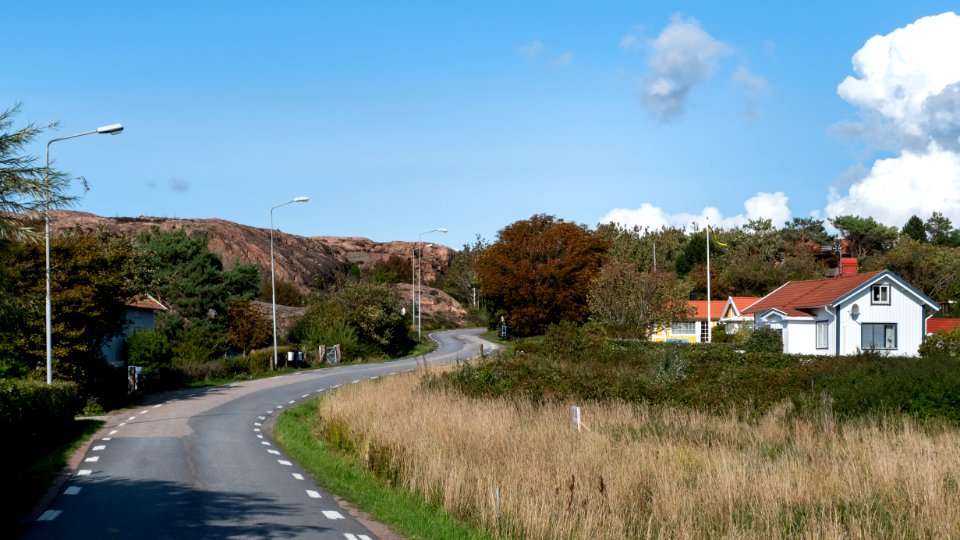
[18,328,497,540]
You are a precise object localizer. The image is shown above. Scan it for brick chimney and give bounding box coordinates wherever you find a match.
[840,257,858,276]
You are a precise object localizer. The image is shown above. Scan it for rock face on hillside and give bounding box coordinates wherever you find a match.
[48,211,464,322]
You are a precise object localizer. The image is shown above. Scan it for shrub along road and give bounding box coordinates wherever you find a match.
[18,328,496,540]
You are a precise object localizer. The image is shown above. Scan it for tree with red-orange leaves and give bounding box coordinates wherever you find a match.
[476,214,608,337]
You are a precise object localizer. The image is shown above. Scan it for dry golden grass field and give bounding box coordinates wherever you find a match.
[316,370,960,539]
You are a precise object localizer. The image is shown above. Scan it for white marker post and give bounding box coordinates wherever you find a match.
[572,405,581,432]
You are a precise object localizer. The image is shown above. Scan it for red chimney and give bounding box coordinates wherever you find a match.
[840,257,858,276]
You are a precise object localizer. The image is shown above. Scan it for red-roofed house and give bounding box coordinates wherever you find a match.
[649,299,729,343]
[750,270,939,356]
[927,318,960,335]
[718,296,763,334]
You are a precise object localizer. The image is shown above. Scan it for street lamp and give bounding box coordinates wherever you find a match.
[415,228,447,342]
[44,123,124,384]
[270,196,309,370]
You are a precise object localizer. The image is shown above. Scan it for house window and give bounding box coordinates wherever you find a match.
[700,322,709,343]
[862,323,897,350]
[671,321,696,335]
[816,321,829,349]
[871,284,890,305]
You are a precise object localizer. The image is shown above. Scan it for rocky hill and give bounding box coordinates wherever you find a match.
[49,211,469,323]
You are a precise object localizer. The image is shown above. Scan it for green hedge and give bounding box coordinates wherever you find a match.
[0,379,83,456]
[429,333,960,423]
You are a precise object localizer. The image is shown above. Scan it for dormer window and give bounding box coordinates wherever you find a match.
[871,284,890,305]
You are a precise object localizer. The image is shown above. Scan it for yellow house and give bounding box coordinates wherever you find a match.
[649,297,761,343]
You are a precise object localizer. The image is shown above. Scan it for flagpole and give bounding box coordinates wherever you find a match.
[706,219,712,343]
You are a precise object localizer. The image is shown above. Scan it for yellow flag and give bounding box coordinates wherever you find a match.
[708,225,728,247]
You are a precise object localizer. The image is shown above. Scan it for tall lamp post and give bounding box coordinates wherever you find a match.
[45,123,124,385]
[270,196,309,370]
[415,228,447,342]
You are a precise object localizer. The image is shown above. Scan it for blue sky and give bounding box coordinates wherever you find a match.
[6,2,960,248]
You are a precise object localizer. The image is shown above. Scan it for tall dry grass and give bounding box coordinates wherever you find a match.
[317,370,960,538]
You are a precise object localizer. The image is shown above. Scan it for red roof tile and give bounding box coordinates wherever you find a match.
[126,295,168,311]
[746,271,883,318]
[729,296,762,314]
[927,318,960,334]
[687,300,728,320]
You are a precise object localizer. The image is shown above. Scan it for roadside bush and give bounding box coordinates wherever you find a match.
[919,328,960,358]
[0,379,83,457]
[176,360,232,382]
[541,321,607,361]
[172,325,227,365]
[128,329,172,368]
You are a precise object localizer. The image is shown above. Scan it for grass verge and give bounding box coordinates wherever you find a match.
[2,418,104,531]
[274,397,490,540]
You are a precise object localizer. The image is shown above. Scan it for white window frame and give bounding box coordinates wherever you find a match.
[815,321,829,349]
[862,323,897,350]
[671,321,696,335]
[871,284,890,305]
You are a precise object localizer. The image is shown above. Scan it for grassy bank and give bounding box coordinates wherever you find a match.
[274,397,490,540]
[314,371,960,538]
[2,418,103,531]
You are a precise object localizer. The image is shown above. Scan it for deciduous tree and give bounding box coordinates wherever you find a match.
[588,258,691,338]
[0,228,133,385]
[227,302,272,356]
[477,214,608,336]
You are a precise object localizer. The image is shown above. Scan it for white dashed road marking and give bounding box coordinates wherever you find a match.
[76,470,92,477]
[85,456,99,463]
[288,400,295,404]
[306,490,321,499]
[127,416,137,421]
[64,486,82,495]
[109,430,118,435]
[322,510,345,520]
[37,510,62,521]
[301,394,309,398]
[93,445,106,451]
[292,473,304,480]
[254,422,261,426]
[102,437,112,441]
[268,450,280,455]
[261,441,271,446]
[278,460,292,466]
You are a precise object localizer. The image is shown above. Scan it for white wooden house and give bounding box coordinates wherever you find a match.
[101,295,168,366]
[748,270,939,356]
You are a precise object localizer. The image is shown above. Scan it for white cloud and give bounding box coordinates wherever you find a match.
[837,11,960,151]
[829,11,960,226]
[517,40,545,60]
[826,143,960,225]
[600,192,791,232]
[638,14,733,121]
[732,65,769,119]
[554,52,574,67]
